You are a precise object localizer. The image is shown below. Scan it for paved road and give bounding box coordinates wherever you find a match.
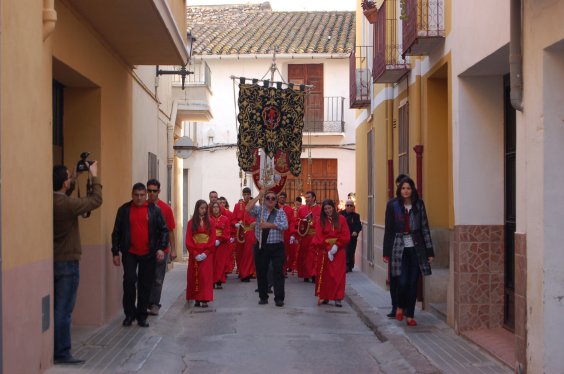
[48,264,383,374]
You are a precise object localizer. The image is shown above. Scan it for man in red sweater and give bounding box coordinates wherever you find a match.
[146,179,176,316]
[111,183,169,327]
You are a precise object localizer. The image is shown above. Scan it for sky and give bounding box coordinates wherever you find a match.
[189,0,356,11]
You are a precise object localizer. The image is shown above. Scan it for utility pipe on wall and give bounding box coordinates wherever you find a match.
[510,0,523,112]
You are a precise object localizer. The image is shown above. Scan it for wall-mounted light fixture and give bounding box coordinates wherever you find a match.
[156,32,196,90]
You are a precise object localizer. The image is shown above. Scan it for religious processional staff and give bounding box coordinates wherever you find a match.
[232,187,256,282]
[210,201,231,289]
[297,191,321,282]
[246,189,288,306]
[312,199,350,307]
[186,200,217,308]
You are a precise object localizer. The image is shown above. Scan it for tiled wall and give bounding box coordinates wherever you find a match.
[514,232,527,373]
[452,225,505,331]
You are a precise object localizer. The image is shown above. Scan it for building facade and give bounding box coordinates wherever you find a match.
[0,0,188,372]
[352,0,564,372]
[176,4,358,231]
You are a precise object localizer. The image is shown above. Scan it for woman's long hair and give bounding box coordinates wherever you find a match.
[191,199,211,233]
[320,199,340,230]
[395,177,420,206]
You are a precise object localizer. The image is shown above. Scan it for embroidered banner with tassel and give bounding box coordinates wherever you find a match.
[237,83,305,177]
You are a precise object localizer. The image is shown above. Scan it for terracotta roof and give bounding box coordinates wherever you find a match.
[187,3,355,56]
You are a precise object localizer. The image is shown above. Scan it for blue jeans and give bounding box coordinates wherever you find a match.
[54,261,80,359]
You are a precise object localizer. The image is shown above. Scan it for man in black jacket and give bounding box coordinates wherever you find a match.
[111,182,168,327]
[340,199,362,273]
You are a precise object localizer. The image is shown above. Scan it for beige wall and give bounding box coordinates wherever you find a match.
[521,1,564,372]
[1,0,55,372]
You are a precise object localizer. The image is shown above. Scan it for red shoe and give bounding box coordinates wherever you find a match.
[395,310,404,321]
[406,319,417,327]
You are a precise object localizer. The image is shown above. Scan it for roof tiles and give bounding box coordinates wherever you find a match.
[187,3,355,56]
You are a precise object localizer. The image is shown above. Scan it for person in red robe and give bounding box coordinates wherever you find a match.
[297,191,321,282]
[277,192,297,274]
[218,197,236,275]
[231,187,256,282]
[186,199,216,307]
[312,199,350,307]
[210,201,230,289]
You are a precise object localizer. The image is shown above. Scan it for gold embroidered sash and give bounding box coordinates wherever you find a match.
[194,233,209,244]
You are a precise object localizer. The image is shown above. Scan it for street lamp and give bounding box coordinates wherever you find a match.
[156,32,196,90]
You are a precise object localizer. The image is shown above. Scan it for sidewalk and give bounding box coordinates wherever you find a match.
[344,270,512,374]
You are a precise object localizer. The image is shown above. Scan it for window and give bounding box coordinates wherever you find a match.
[148,152,158,180]
[398,103,409,175]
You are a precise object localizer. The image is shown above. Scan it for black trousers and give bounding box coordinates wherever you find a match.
[254,242,285,302]
[122,252,156,320]
[346,237,358,270]
[396,247,420,318]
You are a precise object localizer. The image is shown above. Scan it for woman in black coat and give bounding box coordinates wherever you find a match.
[383,177,434,326]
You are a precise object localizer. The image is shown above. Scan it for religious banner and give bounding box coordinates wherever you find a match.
[237,83,305,177]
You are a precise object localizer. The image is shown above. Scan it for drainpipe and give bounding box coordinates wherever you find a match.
[42,0,57,41]
[510,0,523,112]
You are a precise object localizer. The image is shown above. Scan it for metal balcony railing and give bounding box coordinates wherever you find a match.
[172,60,212,90]
[303,96,345,133]
[349,46,372,109]
[373,0,410,83]
[402,0,445,56]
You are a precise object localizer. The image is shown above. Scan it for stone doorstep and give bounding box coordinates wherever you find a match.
[462,327,516,369]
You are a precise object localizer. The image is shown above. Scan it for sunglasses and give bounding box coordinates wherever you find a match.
[345,204,354,207]
[147,189,159,193]
[265,196,277,201]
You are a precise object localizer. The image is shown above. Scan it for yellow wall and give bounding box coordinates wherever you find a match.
[373,100,389,226]
[355,121,369,220]
[1,0,53,268]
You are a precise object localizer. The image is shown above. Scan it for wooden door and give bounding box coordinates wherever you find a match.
[281,158,339,204]
[288,64,324,132]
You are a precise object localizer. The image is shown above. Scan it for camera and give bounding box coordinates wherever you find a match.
[76,152,95,173]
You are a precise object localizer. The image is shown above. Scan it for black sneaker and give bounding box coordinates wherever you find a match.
[275,300,284,307]
[54,356,85,365]
[386,309,397,319]
[258,299,268,305]
[122,316,134,326]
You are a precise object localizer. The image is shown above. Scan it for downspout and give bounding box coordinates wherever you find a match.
[42,0,57,41]
[386,84,394,199]
[510,0,523,112]
[413,58,424,198]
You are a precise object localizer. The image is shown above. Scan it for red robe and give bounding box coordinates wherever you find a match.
[221,208,236,274]
[231,200,256,279]
[297,204,321,278]
[312,215,350,301]
[210,213,231,284]
[280,203,298,271]
[186,220,216,302]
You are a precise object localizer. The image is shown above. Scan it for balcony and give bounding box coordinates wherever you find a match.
[173,60,213,122]
[349,46,372,109]
[402,0,445,56]
[303,96,345,133]
[373,0,410,83]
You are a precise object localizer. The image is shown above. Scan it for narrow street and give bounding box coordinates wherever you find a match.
[46,264,511,374]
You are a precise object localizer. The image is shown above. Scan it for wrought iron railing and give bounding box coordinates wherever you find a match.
[303,96,345,133]
[172,60,212,89]
[402,0,445,55]
[349,46,372,109]
[372,0,410,83]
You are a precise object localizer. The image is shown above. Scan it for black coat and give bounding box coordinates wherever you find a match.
[111,201,169,257]
[340,210,362,238]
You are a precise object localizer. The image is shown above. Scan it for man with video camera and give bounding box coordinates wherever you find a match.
[52,157,102,365]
